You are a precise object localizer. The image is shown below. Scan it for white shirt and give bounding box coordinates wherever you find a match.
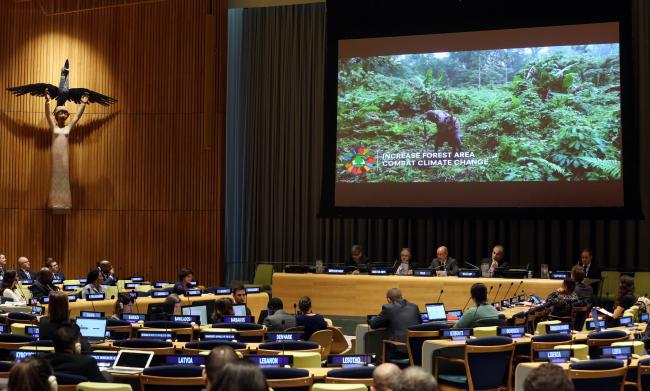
[3,288,27,304]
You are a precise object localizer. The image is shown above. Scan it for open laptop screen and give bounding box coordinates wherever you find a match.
[114,351,154,369]
[425,303,446,322]
[232,304,248,316]
[181,305,208,326]
[76,318,107,339]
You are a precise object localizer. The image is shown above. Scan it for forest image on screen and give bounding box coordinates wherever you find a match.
[336,44,622,183]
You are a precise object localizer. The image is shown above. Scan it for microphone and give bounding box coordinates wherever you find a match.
[391,259,400,274]
[436,289,444,303]
[501,282,515,302]
[513,281,524,300]
[491,283,502,303]
[293,303,297,315]
[464,261,480,270]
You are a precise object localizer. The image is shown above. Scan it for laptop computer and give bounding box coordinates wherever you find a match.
[425,303,447,323]
[106,350,155,373]
[76,317,108,344]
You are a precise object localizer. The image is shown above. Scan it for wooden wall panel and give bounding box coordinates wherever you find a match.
[0,0,226,283]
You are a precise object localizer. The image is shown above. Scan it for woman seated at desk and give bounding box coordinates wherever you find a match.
[611,275,636,319]
[81,270,105,299]
[545,278,579,318]
[0,271,27,305]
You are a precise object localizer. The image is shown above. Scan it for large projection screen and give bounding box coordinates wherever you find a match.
[334,23,624,208]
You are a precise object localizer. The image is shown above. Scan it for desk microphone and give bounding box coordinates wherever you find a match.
[501,282,515,302]
[390,259,399,274]
[436,289,444,303]
[293,303,297,315]
[464,261,480,270]
[491,283,502,303]
[512,281,524,300]
[281,319,287,355]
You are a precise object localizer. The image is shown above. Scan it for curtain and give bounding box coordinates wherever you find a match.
[225,2,650,283]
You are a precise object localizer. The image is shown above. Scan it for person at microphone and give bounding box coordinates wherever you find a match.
[395,248,414,275]
[29,268,60,300]
[81,270,105,299]
[346,244,370,274]
[482,245,508,273]
[0,271,27,304]
[173,268,194,295]
[454,283,498,329]
[429,246,458,276]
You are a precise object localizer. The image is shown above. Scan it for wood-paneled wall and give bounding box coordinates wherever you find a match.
[0,0,226,283]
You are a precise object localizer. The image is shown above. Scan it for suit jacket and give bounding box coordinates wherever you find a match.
[263,309,297,332]
[42,352,106,382]
[370,300,421,342]
[29,280,59,299]
[17,269,36,280]
[345,255,370,270]
[100,271,118,286]
[430,257,459,276]
[53,272,65,281]
[481,258,509,271]
[581,262,601,280]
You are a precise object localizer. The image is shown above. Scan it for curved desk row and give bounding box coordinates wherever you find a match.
[273,273,561,316]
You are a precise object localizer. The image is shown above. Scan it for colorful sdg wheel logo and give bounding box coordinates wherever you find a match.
[342,148,375,175]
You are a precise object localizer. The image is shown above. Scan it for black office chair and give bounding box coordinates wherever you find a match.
[637,357,650,391]
[183,340,247,354]
[261,368,313,391]
[258,341,320,354]
[474,317,507,327]
[436,336,515,390]
[140,365,204,391]
[212,323,264,342]
[586,330,629,359]
[405,322,450,366]
[569,359,627,391]
[112,339,174,354]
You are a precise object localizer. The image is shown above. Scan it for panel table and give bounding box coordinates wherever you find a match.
[273,273,561,316]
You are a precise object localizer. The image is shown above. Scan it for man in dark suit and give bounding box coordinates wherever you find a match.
[233,285,252,316]
[346,244,370,274]
[29,268,60,300]
[263,297,296,331]
[17,256,37,280]
[370,288,421,360]
[97,259,118,286]
[46,258,65,281]
[42,323,106,382]
[430,246,459,276]
[481,245,508,274]
[579,248,601,294]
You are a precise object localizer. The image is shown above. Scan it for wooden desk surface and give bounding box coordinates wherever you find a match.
[273,273,560,316]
